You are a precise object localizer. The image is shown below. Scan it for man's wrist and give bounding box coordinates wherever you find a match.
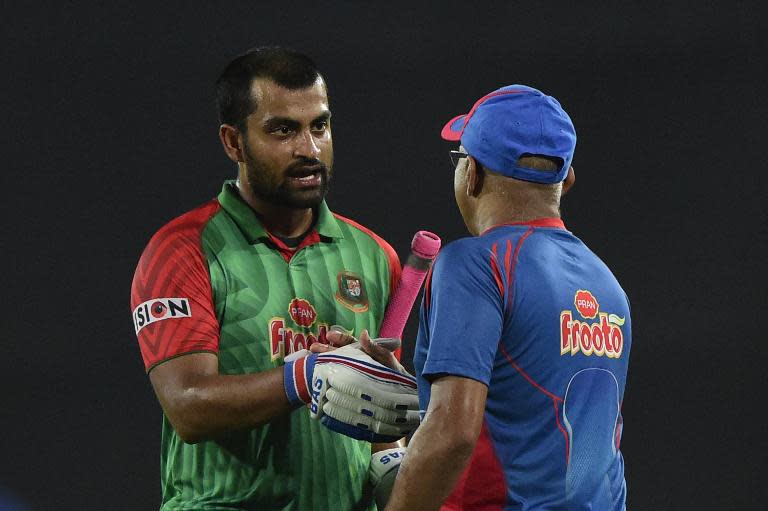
[283,353,318,408]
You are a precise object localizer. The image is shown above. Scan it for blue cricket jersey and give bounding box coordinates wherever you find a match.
[414,218,631,511]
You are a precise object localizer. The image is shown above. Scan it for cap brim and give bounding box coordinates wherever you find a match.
[440,114,467,141]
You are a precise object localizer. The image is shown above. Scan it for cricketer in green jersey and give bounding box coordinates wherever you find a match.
[131,47,404,510]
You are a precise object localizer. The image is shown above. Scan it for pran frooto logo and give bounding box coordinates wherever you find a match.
[289,298,317,328]
[574,290,599,319]
[270,297,328,360]
[133,298,191,334]
[561,290,625,358]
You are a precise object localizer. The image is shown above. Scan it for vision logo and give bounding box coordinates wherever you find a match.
[133,298,191,334]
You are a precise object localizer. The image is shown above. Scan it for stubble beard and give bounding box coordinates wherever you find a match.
[243,145,332,209]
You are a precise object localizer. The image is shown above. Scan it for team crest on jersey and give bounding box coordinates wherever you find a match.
[132,298,191,334]
[335,271,368,312]
[289,298,317,328]
[561,290,625,358]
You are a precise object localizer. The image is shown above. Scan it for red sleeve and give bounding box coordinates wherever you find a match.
[130,200,221,372]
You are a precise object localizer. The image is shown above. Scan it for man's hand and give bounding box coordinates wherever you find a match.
[328,329,409,375]
[283,342,419,442]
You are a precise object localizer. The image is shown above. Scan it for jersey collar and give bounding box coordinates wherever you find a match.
[217,180,344,244]
[480,217,567,236]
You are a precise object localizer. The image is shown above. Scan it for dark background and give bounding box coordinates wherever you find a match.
[2,2,766,509]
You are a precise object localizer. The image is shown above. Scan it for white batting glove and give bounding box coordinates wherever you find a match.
[369,447,406,509]
[283,343,419,442]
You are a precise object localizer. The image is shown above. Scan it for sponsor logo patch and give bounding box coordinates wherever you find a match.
[133,298,191,334]
[574,290,599,319]
[561,290,625,358]
[335,271,368,312]
[289,298,317,328]
[270,318,330,361]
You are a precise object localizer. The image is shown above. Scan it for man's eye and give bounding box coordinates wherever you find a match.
[272,126,292,135]
[312,121,328,132]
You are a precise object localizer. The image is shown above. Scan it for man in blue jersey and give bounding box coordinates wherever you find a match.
[372,85,632,510]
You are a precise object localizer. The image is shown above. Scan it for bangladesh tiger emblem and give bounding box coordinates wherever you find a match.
[335,271,369,312]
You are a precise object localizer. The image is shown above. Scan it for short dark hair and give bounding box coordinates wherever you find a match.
[215,46,322,130]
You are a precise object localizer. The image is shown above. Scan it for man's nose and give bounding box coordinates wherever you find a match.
[293,129,321,159]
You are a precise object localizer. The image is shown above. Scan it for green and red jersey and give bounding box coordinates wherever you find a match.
[131,181,401,510]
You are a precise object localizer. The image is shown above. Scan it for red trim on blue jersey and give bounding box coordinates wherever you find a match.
[489,243,505,298]
[503,240,512,286]
[505,228,534,315]
[131,199,222,372]
[481,217,566,236]
[442,421,506,510]
[499,343,570,464]
[332,213,402,298]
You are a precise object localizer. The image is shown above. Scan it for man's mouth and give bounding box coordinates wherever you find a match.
[287,165,325,188]
[289,173,321,187]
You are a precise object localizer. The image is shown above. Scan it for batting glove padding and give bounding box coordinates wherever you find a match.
[283,344,419,443]
[369,447,407,509]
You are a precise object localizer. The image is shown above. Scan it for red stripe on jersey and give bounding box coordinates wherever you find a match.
[332,213,402,297]
[499,344,570,464]
[441,421,506,510]
[489,243,504,298]
[503,239,513,288]
[498,344,562,403]
[505,228,534,314]
[480,217,566,236]
[131,199,221,372]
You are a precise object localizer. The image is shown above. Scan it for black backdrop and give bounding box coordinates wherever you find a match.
[2,2,766,509]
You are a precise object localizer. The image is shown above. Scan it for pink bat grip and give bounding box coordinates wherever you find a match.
[379,231,441,339]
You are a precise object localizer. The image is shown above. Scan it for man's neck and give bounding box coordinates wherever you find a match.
[473,197,560,235]
[236,181,315,238]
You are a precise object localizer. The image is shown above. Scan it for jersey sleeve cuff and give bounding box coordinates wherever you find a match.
[421,359,492,386]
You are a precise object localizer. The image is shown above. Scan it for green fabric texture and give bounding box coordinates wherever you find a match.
[158,182,394,510]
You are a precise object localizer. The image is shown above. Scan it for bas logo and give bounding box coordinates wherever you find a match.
[561,290,625,358]
[133,298,191,334]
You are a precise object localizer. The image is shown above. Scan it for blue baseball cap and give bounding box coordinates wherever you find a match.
[441,84,576,184]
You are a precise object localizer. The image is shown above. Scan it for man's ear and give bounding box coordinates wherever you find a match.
[466,156,484,197]
[562,166,575,195]
[219,124,245,163]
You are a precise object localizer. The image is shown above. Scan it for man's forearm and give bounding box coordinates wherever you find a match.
[152,363,293,443]
[384,404,476,511]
